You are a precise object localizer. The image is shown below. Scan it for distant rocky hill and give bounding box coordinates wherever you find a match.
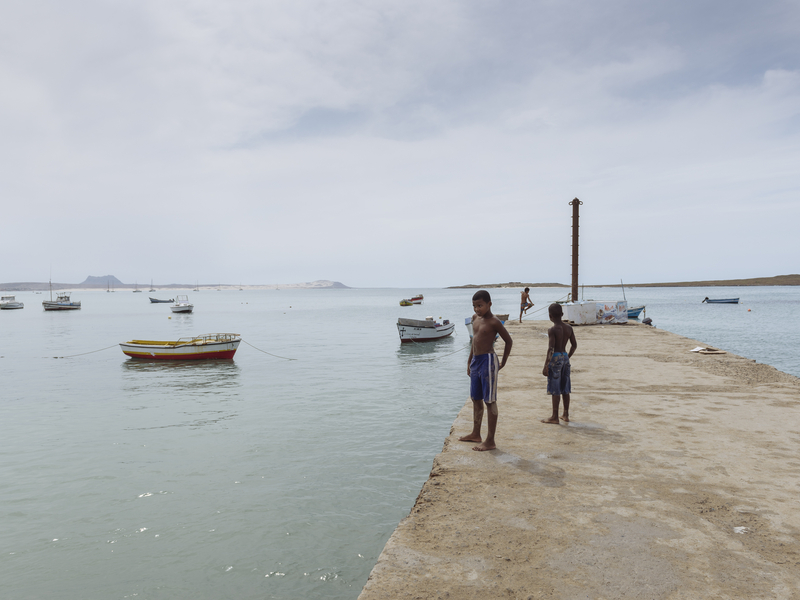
[82,275,125,287]
[448,274,800,289]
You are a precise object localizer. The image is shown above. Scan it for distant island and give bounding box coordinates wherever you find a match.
[448,274,800,289]
[0,277,350,291]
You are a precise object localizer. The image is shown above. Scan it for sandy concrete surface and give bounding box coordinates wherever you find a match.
[358,321,800,600]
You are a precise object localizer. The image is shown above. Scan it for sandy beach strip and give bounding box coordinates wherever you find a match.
[358,320,800,599]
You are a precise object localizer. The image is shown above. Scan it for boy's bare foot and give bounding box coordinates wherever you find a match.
[560,415,570,422]
[541,416,560,424]
[473,441,496,451]
[459,435,482,443]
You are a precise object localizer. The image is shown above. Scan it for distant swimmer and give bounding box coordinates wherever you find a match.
[459,290,512,451]
[519,287,534,322]
[541,303,577,424]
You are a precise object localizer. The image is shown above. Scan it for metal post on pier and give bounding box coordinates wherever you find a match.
[570,198,582,302]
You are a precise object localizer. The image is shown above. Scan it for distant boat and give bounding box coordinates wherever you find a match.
[399,299,413,306]
[397,317,454,343]
[0,295,24,309]
[133,282,142,293]
[702,297,739,304]
[171,295,194,313]
[149,279,155,292]
[42,281,81,311]
[410,294,424,305]
[149,297,174,303]
[120,333,241,360]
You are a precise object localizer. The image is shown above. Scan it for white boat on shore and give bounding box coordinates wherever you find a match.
[0,295,24,309]
[397,317,454,343]
[170,295,193,313]
[120,333,241,360]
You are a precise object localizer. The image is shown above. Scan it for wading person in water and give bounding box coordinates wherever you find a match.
[460,290,512,451]
[541,303,577,424]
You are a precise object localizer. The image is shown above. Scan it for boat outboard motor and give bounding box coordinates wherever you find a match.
[642,317,653,327]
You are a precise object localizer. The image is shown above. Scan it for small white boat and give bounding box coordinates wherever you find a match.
[170,295,194,313]
[120,333,241,360]
[410,294,424,305]
[397,317,454,343]
[42,281,81,311]
[0,295,24,309]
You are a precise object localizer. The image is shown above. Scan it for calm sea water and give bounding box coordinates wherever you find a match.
[1,286,798,599]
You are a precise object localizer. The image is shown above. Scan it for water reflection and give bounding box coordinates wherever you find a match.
[120,359,241,394]
[395,336,466,363]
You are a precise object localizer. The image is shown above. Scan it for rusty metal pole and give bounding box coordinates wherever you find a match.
[569,198,582,302]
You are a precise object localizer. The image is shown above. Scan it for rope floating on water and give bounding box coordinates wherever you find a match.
[52,344,119,359]
[242,340,297,361]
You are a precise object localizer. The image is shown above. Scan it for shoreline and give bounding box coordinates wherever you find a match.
[447,274,800,288]
[357,321,800,598]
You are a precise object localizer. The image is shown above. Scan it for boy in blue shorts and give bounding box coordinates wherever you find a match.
[459,290,512,451]
[541,303,577,424]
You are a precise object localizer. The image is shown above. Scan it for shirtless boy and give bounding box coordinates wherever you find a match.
[519,287,534,322]
[541,303,577,424]
[459,290,513,451]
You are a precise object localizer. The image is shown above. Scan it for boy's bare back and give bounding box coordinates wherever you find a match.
[548,321,576,355]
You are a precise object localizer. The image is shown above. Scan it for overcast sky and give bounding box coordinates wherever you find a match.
[2,0,798,287]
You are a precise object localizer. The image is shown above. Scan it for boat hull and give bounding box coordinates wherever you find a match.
[150,298,174,303]
[627,305,645,318]
[703,298,739,304]
[170,304,193,313]
[43,302,81,310]
[120,336,241,360]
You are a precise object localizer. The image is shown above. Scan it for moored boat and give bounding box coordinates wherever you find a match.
[150,297,175,303]
[627,305,645,318]
[397,317,454,343]
[399,299,413,306]
[0,295,24,309]
[410,294,424,305]
[170,295,193,313]
[42,280,81,310]
[120,333,241,360]
[702,297,739,304]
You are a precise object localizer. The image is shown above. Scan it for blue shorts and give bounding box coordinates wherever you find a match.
[547,352,571,396]
[470,353,499,404]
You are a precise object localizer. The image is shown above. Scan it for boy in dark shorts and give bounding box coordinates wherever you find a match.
[541,303,577,424]
[459,290,513,451]
[519,287,534,322]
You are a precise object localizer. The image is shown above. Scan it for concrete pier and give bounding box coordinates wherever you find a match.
[358,321,800,599]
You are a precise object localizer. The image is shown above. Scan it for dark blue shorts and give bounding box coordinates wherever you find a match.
[470,353,499,404]
[547,352,571,396]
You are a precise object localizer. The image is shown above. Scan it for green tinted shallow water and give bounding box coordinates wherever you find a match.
[1,286,797,599]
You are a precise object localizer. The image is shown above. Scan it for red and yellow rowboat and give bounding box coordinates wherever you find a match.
[120,333,241,360]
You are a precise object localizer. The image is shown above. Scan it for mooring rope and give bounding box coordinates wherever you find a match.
[52,344,119,359]
[242,340,297,361]
[520,294,571,321]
